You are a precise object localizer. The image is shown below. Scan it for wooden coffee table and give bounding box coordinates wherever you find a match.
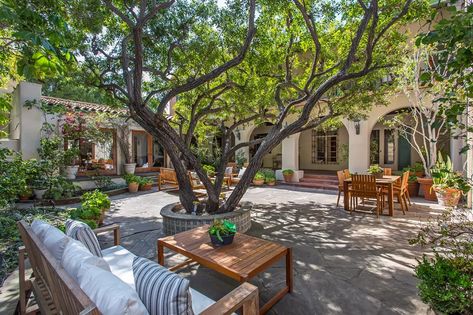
[157,226,293,315]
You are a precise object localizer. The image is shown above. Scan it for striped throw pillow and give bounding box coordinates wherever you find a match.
[133,256,193,315]
[65,219,103,257]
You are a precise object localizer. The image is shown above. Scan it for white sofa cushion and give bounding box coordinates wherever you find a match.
[41,224,70,261]
[102,245,137,290]
[189,288,216,314]
[31,220,51,241]
[62,238,110,282]
[132,256,193,315]
[77,263,149,315]
[65,219,103,257]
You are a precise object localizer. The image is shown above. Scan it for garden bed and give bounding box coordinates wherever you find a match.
[161,202,252,236]
[36,186,128,206]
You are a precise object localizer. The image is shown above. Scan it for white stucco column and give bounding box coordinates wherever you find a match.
[275,133,303,182]
[345,119,370,173]
[450,135,464,172]
[233,125,254,164]
[10,82,43,159]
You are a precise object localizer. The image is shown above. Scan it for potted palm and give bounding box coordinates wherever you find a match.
[208,219,237,246]
[252,172,265,185]
[64,145,80,179]
[367,164,384,179]
[123,174,140,193]
[282,169,294,182]
[431,154,471,207]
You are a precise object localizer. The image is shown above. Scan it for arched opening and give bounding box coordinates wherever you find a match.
[369,108,451,171]
[249,122,282,169]
[298,124,349,173]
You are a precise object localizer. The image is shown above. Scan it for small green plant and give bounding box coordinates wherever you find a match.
[253,172,265,181]
[138,177,153,186]
[265,174,276,183]
[69,206,101,228]
[367,164,383,175]
[92,176,114,189]
[431,153,471,194]
[123,174,140,184]
[208,219,236,242]
[413,161,424,172]
[282,169,294,176]
[63,145,80,166]
[44,177,81,200]
[408,175,418,183]
[81,190,111,210]
[203,164,216,176]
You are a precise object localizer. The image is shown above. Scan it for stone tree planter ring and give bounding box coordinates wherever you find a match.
[161,202,252,236]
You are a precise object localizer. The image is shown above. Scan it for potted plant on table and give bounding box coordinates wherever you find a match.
[139,177,153,191]
[367,164,384,179]
[208,219,237,247]
[431,154,471,207]
[252,171,265,186]
[64,145,80,179]
[282,169,294,182]
[123,174,140,193]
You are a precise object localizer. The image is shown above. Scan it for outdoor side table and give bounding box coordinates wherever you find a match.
[158,226,293,315]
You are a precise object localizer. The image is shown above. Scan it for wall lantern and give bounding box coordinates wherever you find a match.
[235,127,241,141]
[354,118,361,135]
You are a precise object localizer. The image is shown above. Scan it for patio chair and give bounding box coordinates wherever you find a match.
[343,169,351,179]
[382,170,409,214]
[349,174,383,218]
[336,170,346,207]
[383,168,392,176]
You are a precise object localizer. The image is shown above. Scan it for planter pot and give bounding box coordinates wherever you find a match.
[407,181,419,197]
[209,232,235,247]
[65,165,79,179]
[417,177,437,201]
[267,181,276,186]
[128,182,139,193]
[124,163,137,174]
[161,202,252,236]
[414,171,425,178]
[19,194,31,201]
[98,212,105,226]
[34,189,48,200]
[252,179,265,186]
[434,187,462,207]
[371,172,383,179]
[283,174,293,183]
[140,183,153,191]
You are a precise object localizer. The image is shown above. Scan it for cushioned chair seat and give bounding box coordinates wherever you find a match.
[189,288,216,314]
[102,246,137,290]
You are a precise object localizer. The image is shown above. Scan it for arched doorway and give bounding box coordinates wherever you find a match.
[249,123,282,169]
[298,124,349,172]
[369,108,451,171]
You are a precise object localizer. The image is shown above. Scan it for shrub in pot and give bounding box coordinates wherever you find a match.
[282,169,294,182]
[139,177,153,191]
[69,205,102,229]
[431,153,471,207]
[123,174,140,193]
[413,161,425,178]
[203,164,216,177]
[63,145,80,179]
[32,179,49,200]
[407,175,419,197]
[18,185,33,201]
[81,190,111,225]
[266,175,276,186]
[208,219,236,247]
[367,164,384,179]
[252,172,265,185]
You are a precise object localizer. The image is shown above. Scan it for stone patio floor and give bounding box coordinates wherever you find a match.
[100,186,439,315]
[0,185,442,315]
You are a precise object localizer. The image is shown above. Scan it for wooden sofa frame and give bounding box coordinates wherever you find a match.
[17,221,259,315]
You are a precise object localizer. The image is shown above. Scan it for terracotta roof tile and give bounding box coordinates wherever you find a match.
[41,96,127,115]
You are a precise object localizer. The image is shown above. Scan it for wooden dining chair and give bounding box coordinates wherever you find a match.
[349,174,383,218]
[382,170,409,214]
[343,169,351,179]
[383,168,392,176]
[336,170,345,207]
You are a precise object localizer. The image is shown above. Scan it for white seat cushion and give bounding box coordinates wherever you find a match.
[189,288,215,314]
[102,246,137,290]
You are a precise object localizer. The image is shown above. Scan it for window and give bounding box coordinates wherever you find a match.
[370,130,380,164]
[312,130,338,164]
[384,129,395,164]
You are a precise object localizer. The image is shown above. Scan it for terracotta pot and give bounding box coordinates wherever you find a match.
[414,171,425,178]
[252,179,265,186]
[433,187,462,207]
[373,173,383,179]
[19,194,31,201]
[140,183,153,191]
[417,177,437,201]
[407,181,419,197]
[267,181,276,186]
[128,182,139,193]
[283,174,293,183]
[98,212,105,226]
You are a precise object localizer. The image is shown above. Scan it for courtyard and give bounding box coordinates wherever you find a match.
[96,186,441,315]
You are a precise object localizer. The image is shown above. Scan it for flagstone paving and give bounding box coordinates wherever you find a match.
[98,186,441,315]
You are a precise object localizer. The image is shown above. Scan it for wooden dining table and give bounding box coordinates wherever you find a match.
[343,175,400,216]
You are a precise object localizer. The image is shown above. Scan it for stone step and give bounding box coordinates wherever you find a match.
[301,173,338,180]
[299,177,339,184]
[282,181,339,191]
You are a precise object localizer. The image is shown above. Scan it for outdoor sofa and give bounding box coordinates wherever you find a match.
[17,219,259,315]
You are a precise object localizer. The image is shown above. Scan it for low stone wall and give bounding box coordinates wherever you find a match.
[161,202,252,236]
